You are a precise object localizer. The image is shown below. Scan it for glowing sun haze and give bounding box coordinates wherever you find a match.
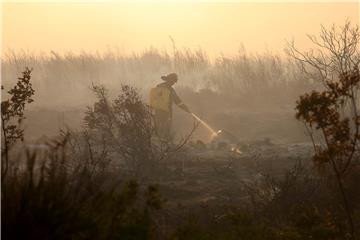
[2,1,359,57]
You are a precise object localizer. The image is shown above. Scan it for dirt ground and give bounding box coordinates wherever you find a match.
[150,141,314,207]
[22,103,314,207]
[23,106,307,143]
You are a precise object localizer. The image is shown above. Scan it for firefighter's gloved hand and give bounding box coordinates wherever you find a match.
[184,106,191,114]
[179,103,191,114]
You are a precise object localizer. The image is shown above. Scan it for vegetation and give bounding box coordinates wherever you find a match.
[84,84,156,177]
[83,84,196,179]
[2,136,163,240]
[2,22,360,240]
[289,21,360,239]
[1,67,35,181]
[2,46,310,109]
[2,70,164,240]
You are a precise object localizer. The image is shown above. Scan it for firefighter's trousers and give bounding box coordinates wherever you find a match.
[154,109,172,141]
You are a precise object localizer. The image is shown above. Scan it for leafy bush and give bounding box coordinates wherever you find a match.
[83,84,196,179]
[289,21,360,239]
[84,84,156,177]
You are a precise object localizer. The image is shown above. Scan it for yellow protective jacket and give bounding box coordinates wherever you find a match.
[149,83,182,113]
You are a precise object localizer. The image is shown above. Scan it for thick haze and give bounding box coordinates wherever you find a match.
[2,2,359,57]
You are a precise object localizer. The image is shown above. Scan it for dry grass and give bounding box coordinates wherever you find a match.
[2,47,316,109]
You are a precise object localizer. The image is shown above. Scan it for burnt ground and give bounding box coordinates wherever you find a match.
[22,106,314,207]
[150,141,314,207]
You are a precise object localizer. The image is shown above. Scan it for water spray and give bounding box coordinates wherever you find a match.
[191,113,219,138]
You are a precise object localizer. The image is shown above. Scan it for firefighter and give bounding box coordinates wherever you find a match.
[149,73,191,141]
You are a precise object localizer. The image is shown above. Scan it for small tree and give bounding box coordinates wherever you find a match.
[84,84,197,179]
[287,21,360,239]
[1,67,35,181]
[84,84,156,177]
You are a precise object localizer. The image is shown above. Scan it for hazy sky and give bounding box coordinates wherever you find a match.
[2,1,359,57]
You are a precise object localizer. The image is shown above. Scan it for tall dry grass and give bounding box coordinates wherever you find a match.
[1,47,316,109]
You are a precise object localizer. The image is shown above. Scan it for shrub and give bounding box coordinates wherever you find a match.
[2,133,163,240]
[288,21,360,239]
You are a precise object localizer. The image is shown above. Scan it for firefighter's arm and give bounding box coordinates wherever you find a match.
[172,88,191,113]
